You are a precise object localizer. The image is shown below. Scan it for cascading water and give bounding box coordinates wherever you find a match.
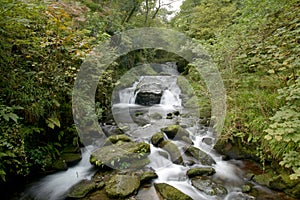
[22,146,97,200]
[19,63,292,200]
[111,72,246,200]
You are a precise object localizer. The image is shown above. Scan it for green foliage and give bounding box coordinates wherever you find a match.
[0,103,28,182]
[264,78,300,179]
[0,0,110,181]
[174,0,300,180]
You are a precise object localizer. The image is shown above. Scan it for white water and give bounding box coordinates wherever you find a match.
[23,146,96,200]
[113,74,246,200]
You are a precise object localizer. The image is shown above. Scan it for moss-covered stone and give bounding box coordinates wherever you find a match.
[105,134,132,145]
[105,174,140,198]
[159,140,183,164]
[191,176,227,196]
[61,153,82,166]
[161,125,190,140]
[90,141,150,170]
[187,167,216,178]
[151,132,164,147]
[140,171,158,183]
[67,179,97,199]
[154,183,193,200]
[186,146,216,166]
[242,184,252,193]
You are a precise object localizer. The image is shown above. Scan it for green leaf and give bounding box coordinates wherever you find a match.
[46,117,60,129]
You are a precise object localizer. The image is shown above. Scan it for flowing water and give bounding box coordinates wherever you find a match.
[21,63,295,200]
[22,147,97,200]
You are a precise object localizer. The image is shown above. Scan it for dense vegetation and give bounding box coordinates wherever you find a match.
[172,0,300,180]
[0,0,299,196]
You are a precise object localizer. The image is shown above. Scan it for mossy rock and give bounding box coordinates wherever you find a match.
[161,125,190,140]
[140,171,158,183]
[52,157,67,171]
[90,141,150,170]
[187,167,216,178]
[105,174,140,198]
[105,134,132,145]
[61,153,82,166]
[67,179,97,199]
[186,146,215,166]
[159,140,183,164]
[191,176,227,196]
[242,184,252,193]
[151,132,165,147]
[154,183,193,200]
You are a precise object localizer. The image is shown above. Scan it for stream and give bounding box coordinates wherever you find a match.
[20,63,296,200]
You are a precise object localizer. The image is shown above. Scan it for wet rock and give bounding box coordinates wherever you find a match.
[140,171,158,183]
[181,136,193,145]
[191,176,227,196]
[61,153,82,166]
[173,110,180,116]
[187,167,216,178]
[161,125,190,140]
[159,140,183,164]
[149,112,162,120]
[67,179,97,199]
[90,141,150,170]
[135,91,162,106]
[105,174,140,198]
[186,146,216,165]
[105,134,132,145]
[133,115,151,126]
[242,184,253,193]
[154,183,193,200]
[151,132,165,147]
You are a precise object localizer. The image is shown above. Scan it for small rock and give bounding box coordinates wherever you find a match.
[67,179,97,199]
[187,167,216,178]
[140,171,158,183]
[151,132,165,147]
[173,111,180,116]
[105,134,132,145]
[191,176,227,196]
[159,140,183,164]
[154,183,193,200]
[149,112,162,120]
[161,125,190,140]
[186,146,216,166]
[242,184,252,193]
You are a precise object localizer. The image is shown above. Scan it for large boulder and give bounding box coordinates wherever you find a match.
[90,141,150,170]
[154,183,193,200]
[191,176,228,196]
[135,81,163,106]
[135,92,162,106]
[186,146,216,166]
[105,174,140,198]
